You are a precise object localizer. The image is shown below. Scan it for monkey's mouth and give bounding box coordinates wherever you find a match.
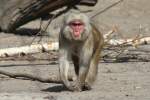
[69,21,84,37]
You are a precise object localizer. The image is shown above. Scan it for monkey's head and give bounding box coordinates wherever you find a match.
[62,10,92,41]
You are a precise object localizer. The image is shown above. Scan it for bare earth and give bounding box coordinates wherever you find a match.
[0,0,150,100]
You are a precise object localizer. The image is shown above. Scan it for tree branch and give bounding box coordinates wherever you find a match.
[0,70,73,83]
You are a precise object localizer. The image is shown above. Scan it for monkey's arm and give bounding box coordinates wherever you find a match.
[78,39,94,85]
[59,48,72,88]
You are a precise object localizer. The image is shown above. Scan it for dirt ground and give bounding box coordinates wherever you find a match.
[0,0,150,100]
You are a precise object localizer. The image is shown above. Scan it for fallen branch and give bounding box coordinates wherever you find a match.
[0,70,73,83]
[0,0,97,32]
[1,25,150,58]
[0,35,150,58]
[102,44,150,62]
[0,42,58,58]
[107,36,150,46]
[104,27,150,46]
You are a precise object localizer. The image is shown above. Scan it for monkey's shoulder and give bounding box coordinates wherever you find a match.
[90,24,104,43]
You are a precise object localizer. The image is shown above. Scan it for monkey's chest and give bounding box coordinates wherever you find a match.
[70,45,81,55]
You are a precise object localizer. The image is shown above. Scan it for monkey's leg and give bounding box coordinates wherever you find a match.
[59,49,73,91]
[78,63,90,91]
[85,50,100,90]
[78,54,92,91]
[77,42,94,91]
[71,54,82,91]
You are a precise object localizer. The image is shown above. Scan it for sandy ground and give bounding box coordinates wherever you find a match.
[0,61,150,100]
[0,0,150,100]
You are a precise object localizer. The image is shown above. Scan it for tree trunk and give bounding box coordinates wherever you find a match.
[0,0,97,32]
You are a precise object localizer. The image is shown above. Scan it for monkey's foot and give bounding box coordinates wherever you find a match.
[69,82,82,92]
[82,83,92,91]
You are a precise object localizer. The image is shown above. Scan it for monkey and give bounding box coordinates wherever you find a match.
[59,10,104,91]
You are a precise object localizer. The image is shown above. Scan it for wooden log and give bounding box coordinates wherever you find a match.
[0,42,58,58]
[0,36,150,58]
[107,37,150,46]
[0,0,97,32]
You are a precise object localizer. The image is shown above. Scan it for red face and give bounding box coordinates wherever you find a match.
[69,20,84,38]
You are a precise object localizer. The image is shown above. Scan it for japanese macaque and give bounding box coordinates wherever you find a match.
[59,10,104,91]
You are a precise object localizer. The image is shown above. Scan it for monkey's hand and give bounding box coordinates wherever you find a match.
[69,81,82,92]
[69,81,92,91]
[82,82,92,91]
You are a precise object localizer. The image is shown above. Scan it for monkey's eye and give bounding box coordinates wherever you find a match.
[69,21,84,26]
